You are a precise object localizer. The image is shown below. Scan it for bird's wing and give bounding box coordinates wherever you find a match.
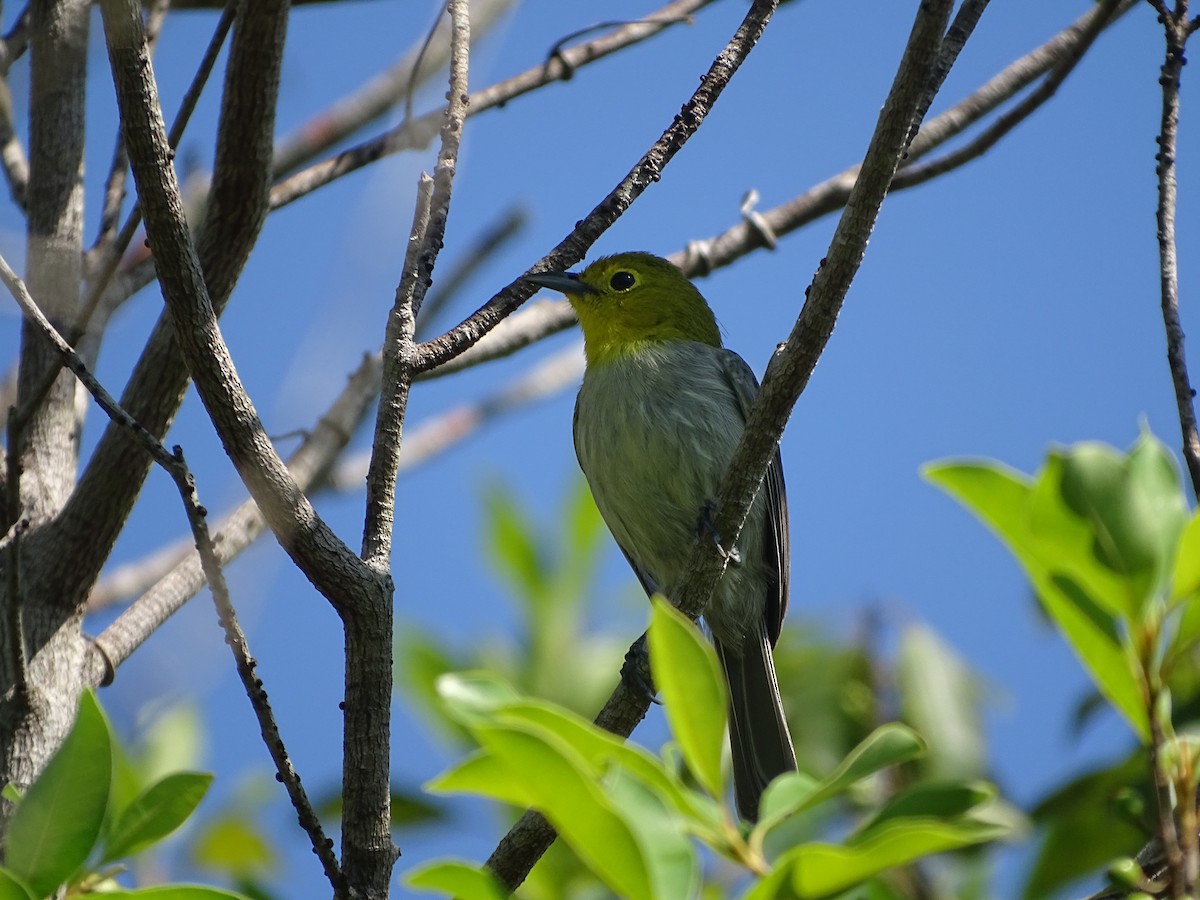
[719,350,790,646]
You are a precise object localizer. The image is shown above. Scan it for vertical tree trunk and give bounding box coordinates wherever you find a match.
[0,0,90,799]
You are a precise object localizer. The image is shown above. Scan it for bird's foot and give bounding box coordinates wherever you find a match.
[698,499,742,567]
[621,633,659,704]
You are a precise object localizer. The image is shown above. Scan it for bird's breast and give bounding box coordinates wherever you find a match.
[573,343,745,590]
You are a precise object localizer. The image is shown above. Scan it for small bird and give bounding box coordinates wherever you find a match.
[527,252,796,821]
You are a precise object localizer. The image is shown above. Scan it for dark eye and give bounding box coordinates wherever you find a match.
[610,271,636,291]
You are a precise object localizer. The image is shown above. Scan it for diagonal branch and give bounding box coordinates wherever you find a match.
[98,0,378,611]
[0,250,345,896]
[414,0,779,378]
[268,0,714,212]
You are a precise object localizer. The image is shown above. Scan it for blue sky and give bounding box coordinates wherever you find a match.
[1,1,1193,896]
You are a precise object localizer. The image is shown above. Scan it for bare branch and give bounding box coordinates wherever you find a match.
[362,0,469,569]
[268,0,713,212]
[272,0,514,177]
[1151,4,1200,500]
[0,246,344,895]
[416,0,778,381]
[84,349,382,683]
[99,0,379,608]
[910,0,991,143]
[334,342,583,489]
[421,0,1135,385]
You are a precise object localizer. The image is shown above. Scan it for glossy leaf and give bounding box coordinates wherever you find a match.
[926,460,1148,739]
[0,869,34,900]
[648,598,727,799]
[471,722,655,900]
[855,781,995,835]
[435,671,522,728]
[897,624,985,780]
[6,690,112,896]
[775,818,1007,898]
[604,767,699,900]
[1171,511,1200,603]
[489,700,718,827]
[757,724,924,824]
[101,772,214,863]
[428,752,535,808]
[407,859,509,899]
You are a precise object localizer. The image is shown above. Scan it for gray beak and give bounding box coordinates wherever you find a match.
[525,270,599,296]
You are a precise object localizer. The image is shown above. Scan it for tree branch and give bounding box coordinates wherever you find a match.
[268,0,714,212]
[1151,1,1200,500]
[362,0,469,570]
[0,248,345,896]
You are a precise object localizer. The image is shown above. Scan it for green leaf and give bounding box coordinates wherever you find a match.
[428,752,537,808]
[897,624,985,780]
[559,477,605,599]
[1171,511,1200,603]
[483,484,548,607]
[407,859,509,899]
[758,724,924,824]
[1058,436,1188,609]
[101,772,213,863]
[485,700,718,827]
[926,460,1148,739]
[471,722,656,900]
[648,598,727,799]
[775,818,1006,898]
[855,781,995,836]
[603,768,699,900]
[1021,752,1147,899]
[0,868,34,900]
[189,814,276,877]
[7,690,112,896]
[435,671,523,728]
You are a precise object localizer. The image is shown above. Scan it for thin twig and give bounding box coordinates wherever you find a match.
[83,348,383,682]
[183,441,346,897]
[1151,0,1200,500]
[0,249,345,894]
[363,0,469,569]
[425,0,1133,385]
[896,0,1131,189]
[271,0,515,178]
[416,204,526,340]
[268,0,712,212]
[335,342,582,490]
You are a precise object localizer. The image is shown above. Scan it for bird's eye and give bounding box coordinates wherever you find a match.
[610,271,636,291]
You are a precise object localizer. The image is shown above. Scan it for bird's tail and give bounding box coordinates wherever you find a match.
[715,626,797,822]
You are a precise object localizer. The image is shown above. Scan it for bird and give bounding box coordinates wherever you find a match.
[526,251,796,821]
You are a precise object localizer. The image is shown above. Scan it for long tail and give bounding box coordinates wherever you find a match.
[715,625,796,822]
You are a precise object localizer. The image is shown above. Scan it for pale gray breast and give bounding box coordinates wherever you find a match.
[573,342,746,592]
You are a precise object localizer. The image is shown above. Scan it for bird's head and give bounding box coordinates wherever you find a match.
[527,252,721,366]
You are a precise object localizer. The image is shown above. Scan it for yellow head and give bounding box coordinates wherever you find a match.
[527,252,721,366]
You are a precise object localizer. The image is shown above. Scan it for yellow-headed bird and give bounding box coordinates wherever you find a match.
[527,252,796,821]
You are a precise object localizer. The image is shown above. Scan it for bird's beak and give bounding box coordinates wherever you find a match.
[525,270,599,297]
